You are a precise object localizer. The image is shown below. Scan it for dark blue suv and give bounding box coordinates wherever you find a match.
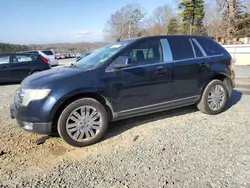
[10,35,235,147]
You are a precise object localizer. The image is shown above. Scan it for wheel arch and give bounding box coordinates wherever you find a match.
[199,73,233,102]
[51,92,115,133]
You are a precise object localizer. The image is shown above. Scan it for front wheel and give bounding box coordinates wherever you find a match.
[57,98,108,147]
[197,79,229,115]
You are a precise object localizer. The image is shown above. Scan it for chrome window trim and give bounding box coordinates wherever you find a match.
[192,38,207,57]
[105,54,224,72]
[161,38,173,62]
[189,39,196,58]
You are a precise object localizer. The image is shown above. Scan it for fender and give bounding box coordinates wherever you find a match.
[48,88,117,122]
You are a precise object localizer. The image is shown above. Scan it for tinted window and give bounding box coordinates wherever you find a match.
[12,55,37,63]
[125,39,163,66]
[192,41,204,57]
[0,55,10,64]
[42,50,53,55]
[167,36,194,61]
[196,37,223,56]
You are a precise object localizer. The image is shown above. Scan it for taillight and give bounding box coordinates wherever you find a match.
[40,56,49,65]
[55,55,57,59]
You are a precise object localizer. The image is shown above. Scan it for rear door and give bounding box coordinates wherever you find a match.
[0,55,11,83]
[8,54,38,81]
[167,36,203,100]
[191,37,215,89]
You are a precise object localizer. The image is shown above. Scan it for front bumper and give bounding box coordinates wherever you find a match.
[10,104,52,135]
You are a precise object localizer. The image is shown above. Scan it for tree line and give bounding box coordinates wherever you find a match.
[104,0,250,44]
[0,43,29,54]
[0,42,107,54]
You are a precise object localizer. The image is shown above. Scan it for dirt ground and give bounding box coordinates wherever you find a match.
[0,84,249,187]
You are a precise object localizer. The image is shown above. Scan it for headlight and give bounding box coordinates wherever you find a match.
[22,89,51,106]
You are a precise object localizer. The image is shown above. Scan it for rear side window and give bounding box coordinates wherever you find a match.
[12,55,37,63]
[0,55,10,64]
[195,37,223,56]
[167,36,194,61]
[42,50,53,55]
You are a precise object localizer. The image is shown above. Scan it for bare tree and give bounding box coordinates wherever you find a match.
[144,5,175,36]
[103,4,145,41]
[216,0,247,42]
[204,0,226,42]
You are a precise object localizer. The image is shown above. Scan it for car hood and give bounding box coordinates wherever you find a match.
[21,67,83,89]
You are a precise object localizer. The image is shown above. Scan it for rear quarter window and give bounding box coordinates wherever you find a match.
[195,37,223,56]
[42,50,53,55]
[167,36,194,61]
[13,55,37,63]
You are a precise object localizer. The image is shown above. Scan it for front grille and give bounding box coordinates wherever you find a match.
[15,87,26,104]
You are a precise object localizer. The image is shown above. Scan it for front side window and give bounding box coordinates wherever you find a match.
[167,36,195,61]
[0,55,10,64]
[124,39,163,66]
[75,40,134,70]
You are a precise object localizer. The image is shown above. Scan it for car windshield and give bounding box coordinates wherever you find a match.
[75,40,133,70]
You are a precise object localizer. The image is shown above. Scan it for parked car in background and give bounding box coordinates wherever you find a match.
[56,54,62,59]
[10,35,235,147]
[0,53,50,83]
[65,53,70,58]
[19,50,58,66]
[60,54,65,59]
[76,52,91,62]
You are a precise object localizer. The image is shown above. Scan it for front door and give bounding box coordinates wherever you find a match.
[106,38,172,112]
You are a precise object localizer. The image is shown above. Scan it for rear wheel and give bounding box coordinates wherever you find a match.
[197,79,229,115]
[57,98,108,147]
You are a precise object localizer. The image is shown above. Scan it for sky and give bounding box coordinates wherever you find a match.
[0,0,177,44]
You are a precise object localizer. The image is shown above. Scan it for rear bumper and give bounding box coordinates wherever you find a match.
[50,59,59,66]
[10,102,52,135]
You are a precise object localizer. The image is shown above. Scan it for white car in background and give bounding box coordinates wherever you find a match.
[19,50,59,66]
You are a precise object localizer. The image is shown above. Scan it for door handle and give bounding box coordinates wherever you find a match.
[156,66,167,74]
[199,62,209,67]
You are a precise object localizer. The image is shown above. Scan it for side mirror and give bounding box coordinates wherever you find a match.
[113,56,132,69]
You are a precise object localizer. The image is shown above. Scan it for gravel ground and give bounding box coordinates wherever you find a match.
[0,84,249,188]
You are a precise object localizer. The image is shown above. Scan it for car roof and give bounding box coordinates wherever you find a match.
[20,50,53,52]
[0,53,41,55]
[120,35,211,42]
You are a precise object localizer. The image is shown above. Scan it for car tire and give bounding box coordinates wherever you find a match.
[57,98,108,147]
[197,79,229,115]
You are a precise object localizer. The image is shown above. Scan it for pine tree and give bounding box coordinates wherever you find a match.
[167,17,179,34]
[178,0,205,35]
